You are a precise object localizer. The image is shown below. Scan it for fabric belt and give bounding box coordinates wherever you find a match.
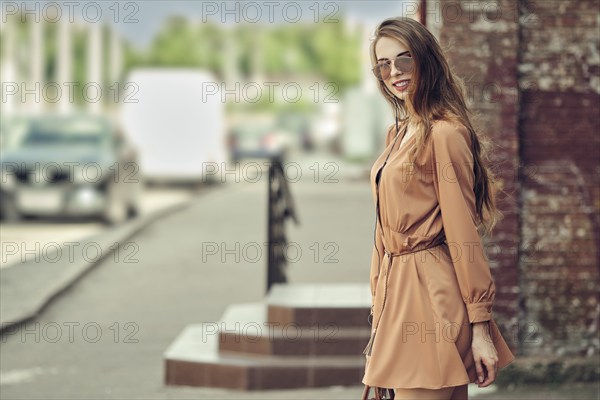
[383,236,447,258]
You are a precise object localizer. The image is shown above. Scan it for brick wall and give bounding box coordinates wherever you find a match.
[429,0,600,357]
[518,0,600,356]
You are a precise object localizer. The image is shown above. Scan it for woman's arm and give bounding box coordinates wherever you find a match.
[430,121,496,325]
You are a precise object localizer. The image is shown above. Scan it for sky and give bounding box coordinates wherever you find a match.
[103,1,409,48]
[9,1,409,48]
[7,0,412,47]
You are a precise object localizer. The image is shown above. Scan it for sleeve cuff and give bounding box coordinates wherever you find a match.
[466,301,493,324]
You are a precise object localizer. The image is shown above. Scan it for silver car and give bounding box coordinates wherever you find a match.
[0,113,143,225]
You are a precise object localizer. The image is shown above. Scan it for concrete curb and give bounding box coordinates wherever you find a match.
[0,187,222,335]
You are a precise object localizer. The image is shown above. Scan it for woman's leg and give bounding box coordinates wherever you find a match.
[449,384,468,400]
[393,385,456,400]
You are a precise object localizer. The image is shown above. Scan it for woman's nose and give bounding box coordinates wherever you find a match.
[390,63,403,77]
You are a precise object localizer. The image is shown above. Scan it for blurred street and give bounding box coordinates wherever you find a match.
[0,156,378,399]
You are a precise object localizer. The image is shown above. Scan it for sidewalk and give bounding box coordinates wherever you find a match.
[0,186,215,332]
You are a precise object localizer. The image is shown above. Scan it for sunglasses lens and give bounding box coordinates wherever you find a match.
[395,57,414,73]
[373,63,390,81]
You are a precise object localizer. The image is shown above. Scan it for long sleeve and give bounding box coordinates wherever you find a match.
[431,122,496,324]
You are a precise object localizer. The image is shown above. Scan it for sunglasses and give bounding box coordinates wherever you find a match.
[372,55,414,81]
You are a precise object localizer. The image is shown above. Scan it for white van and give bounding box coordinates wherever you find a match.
[120,68,228,184]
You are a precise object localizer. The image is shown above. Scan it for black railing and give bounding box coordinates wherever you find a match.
[266,152,299,293]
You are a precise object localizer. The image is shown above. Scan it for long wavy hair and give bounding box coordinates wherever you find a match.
[369,16,503,238]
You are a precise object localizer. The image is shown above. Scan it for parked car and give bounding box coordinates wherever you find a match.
[275,112,314,151]
[0,113,143,225]
[228,123,292,162]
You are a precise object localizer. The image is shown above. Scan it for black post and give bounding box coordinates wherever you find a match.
[266,153,299,293]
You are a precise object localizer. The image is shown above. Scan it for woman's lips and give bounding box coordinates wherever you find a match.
[392,79,410,92]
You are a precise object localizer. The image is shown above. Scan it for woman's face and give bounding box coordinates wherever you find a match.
[374,36,414,102]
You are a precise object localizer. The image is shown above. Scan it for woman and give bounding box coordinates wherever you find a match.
[362,17,516,400]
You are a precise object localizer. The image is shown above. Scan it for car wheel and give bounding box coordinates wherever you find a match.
[1,196,22,223]
[127,202,140,219]
[102,182,128,225]
[126,181,144,219]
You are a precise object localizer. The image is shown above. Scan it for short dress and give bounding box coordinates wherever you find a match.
[362,119,516,389]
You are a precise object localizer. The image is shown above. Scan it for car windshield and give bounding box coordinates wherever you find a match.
[21,118,108,147]
[1,118,28,150]
[236,125,270,137]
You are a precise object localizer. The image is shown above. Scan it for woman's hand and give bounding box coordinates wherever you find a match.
[471,322,499,388]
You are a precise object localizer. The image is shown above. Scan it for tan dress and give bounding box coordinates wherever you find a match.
[362,119,516,389]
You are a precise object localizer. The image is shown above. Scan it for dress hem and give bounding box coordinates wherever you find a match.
[362,354,517,390]
[361,378,471,390]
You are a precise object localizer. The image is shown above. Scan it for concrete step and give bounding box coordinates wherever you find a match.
[266,283,371,328]
[164,323,366,390]
[218,302,371,356]
[163,283,372,390]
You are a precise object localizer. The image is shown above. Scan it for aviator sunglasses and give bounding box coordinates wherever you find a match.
[372,55,415,81]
